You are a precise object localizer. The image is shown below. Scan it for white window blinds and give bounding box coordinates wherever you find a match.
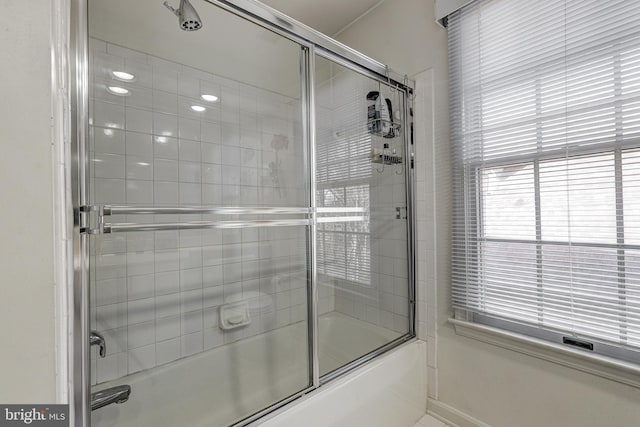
[449,0,640,360]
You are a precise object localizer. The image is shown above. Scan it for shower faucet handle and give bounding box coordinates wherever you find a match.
[90,331,106,358]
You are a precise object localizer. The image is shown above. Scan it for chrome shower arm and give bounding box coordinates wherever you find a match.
[163,1,179,16]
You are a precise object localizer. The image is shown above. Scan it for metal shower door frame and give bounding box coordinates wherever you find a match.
[69,0,90,424]
[68,0,416,425]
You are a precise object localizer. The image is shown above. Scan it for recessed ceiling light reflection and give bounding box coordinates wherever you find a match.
[103,129,114,136]
[107,86,130,96]
[156,136,168,143]
[112,71,135,81]
[191,105,206,112]
[200,94,219,102]
[136,162,150,166]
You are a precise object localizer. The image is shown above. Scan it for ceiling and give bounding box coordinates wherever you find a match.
[260,0,384,36]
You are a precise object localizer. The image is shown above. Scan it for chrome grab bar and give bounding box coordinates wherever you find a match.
[102,217,370,233]
[80,205,376,234]
[316,216,367,223]
[316,207,367,213]
[105,219,312,234]
[85,204,369,216]
[101,205,312,216]
[91,385,131,411]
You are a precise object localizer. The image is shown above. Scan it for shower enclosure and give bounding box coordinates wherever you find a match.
[70,0,415,425]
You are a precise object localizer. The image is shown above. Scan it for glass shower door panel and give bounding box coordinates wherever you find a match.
[88,1,310,426]
[314,56,410,376]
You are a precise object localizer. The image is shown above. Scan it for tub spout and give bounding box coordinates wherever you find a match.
[91,385,131,411]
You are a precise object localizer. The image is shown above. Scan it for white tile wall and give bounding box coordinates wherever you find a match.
[88,38,325,384]
[413,69,439,400]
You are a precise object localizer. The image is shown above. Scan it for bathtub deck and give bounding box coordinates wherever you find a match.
[413,414,452,427]
[92,311,404,427]
[259,340,426,427]
[319,311,402,376]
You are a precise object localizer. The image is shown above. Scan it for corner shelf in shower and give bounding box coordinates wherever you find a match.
[371,153,403,165]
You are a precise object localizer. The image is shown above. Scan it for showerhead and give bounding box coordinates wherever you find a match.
[163,0,202,31]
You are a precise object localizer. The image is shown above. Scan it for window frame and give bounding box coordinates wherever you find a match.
[466,147,640,364]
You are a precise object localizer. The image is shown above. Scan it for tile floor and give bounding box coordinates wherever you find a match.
[413,414,451,427]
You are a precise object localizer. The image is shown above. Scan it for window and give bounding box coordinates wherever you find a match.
[449,0,640,362]
[317,184,371,285]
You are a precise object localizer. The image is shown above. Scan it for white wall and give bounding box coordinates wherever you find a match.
[0,0,57,402]
[337,0,640,426]
[434,0,473,23]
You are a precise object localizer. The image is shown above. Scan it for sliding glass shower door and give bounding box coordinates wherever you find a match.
[77,0,414,425]
[87,1,312,425]
[314,56,412,377]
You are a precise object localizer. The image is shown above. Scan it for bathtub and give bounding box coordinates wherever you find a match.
[91,312,423,427]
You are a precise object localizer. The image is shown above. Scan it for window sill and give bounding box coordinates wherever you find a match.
[449,318,640,389]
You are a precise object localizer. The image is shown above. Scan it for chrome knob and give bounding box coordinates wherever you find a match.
[90,331,106,358]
